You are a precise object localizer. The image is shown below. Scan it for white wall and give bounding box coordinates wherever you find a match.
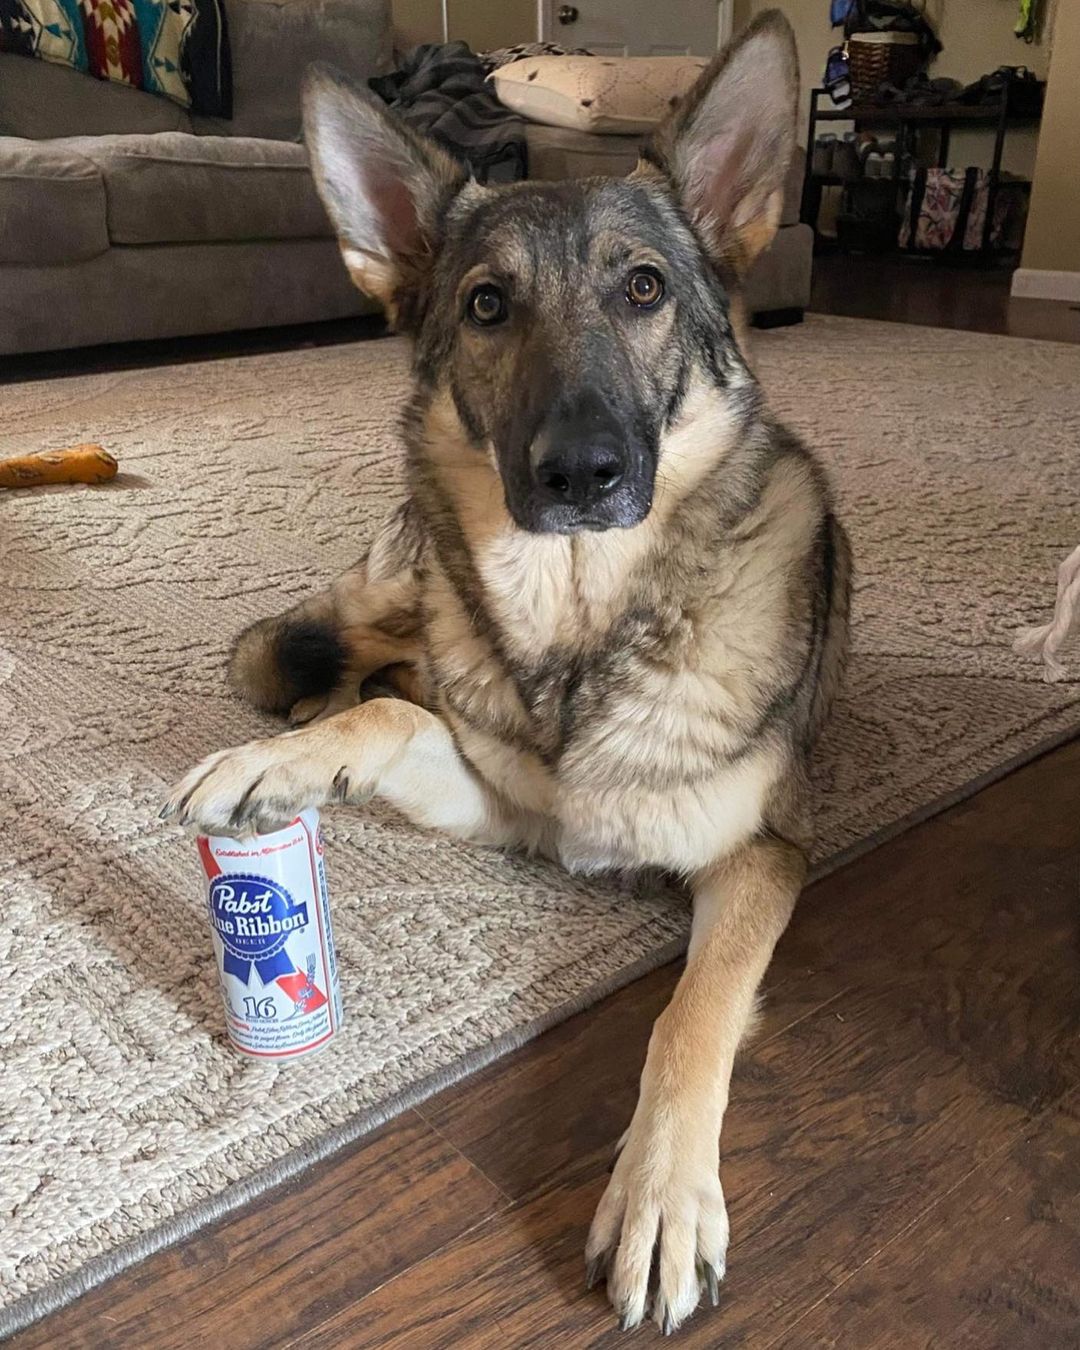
[1018,0,1080,282]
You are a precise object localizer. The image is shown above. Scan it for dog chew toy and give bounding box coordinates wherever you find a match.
[1014,543,1080,682]
[0,444,117,488]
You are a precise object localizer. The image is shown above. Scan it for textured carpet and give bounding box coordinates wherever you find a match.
[1,316,1077,1335]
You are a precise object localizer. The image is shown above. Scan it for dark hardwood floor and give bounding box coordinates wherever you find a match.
[809,252,1080,343]
[10,267,1079,1349]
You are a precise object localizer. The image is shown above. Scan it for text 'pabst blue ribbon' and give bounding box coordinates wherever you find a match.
[207,873,309,986]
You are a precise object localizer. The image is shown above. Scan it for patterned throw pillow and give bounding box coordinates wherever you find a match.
[0,0,231,117]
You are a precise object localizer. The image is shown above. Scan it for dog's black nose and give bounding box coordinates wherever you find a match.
[534,438,625,507]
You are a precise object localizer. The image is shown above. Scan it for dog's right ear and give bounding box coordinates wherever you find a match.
[303,65,465,322]
[643,10,798,282]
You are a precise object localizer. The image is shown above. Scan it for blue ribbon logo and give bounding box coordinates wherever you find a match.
[208,873,309,986]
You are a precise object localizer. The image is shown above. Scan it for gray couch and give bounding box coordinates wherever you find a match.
[0,1,811,356]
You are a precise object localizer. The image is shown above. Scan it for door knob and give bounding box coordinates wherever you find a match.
[557,4,579,23]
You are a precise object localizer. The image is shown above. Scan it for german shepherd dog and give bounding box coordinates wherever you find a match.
[164,11,850,1333]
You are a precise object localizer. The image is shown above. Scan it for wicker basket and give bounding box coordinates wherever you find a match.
[847,31,921,103]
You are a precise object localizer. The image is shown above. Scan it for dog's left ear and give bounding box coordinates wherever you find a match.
[645,9,798,279]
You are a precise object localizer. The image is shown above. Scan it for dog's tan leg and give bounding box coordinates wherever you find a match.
[162,699,530,847]
[586,836,805,1333]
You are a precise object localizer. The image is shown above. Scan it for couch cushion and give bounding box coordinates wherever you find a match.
[0,53,195,140]
[59,134,332,245]
[495,55,707,135]
[0,138,108,264]
[0,1,391,145]
[204,0,394,140]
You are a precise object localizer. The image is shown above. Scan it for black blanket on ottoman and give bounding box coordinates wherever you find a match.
[370,41,526,183]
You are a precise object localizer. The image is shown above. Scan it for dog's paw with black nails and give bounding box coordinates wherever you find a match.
[160,732,360,837]
[585,1105,728,1334]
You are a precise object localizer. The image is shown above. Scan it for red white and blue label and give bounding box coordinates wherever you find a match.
[197,810,342,1059]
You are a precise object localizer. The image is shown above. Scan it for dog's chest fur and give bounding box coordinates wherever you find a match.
[417,445,826,875]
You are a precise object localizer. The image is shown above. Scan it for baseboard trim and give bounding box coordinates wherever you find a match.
[1010,268,1080,302]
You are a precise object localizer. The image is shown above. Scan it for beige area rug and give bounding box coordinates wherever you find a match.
[1,315,1077,1335]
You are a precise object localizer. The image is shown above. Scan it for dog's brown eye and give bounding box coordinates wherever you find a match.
[626,269,664,309]
[467,284,507,327]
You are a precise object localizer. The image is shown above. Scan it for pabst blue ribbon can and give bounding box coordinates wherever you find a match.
[196,808,343,1059]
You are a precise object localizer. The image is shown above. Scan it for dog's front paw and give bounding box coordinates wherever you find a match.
[585,1103,728,1334]
[160,731,354,836]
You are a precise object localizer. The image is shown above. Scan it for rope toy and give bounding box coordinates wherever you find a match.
[1014,544,1080,682]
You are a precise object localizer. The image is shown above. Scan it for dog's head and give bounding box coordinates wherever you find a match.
[304,12,797,535]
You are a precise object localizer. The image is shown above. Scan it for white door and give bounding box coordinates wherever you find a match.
[539,0,730,56]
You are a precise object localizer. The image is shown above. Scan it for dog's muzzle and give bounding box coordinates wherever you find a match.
[510,400,654,534]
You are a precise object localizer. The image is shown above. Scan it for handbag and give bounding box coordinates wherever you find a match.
[899,166,1028,253]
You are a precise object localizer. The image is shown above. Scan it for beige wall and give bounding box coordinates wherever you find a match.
[391,0,536,49]
[449,0,535,50]
[734,0,1055,175]
[391,0,442,48]
[1021,0,1080,272]
[927,0,1051,81]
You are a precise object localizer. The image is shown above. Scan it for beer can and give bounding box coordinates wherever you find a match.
[196,808,343,1059]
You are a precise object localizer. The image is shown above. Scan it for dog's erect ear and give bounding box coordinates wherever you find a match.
[303,65,465,320]
[644,10,798,279]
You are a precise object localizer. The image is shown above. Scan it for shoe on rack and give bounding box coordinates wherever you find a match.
[812,134,838,176]
[833,131,861,179]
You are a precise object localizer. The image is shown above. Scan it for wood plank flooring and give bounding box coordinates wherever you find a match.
[809,253,1080,343]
